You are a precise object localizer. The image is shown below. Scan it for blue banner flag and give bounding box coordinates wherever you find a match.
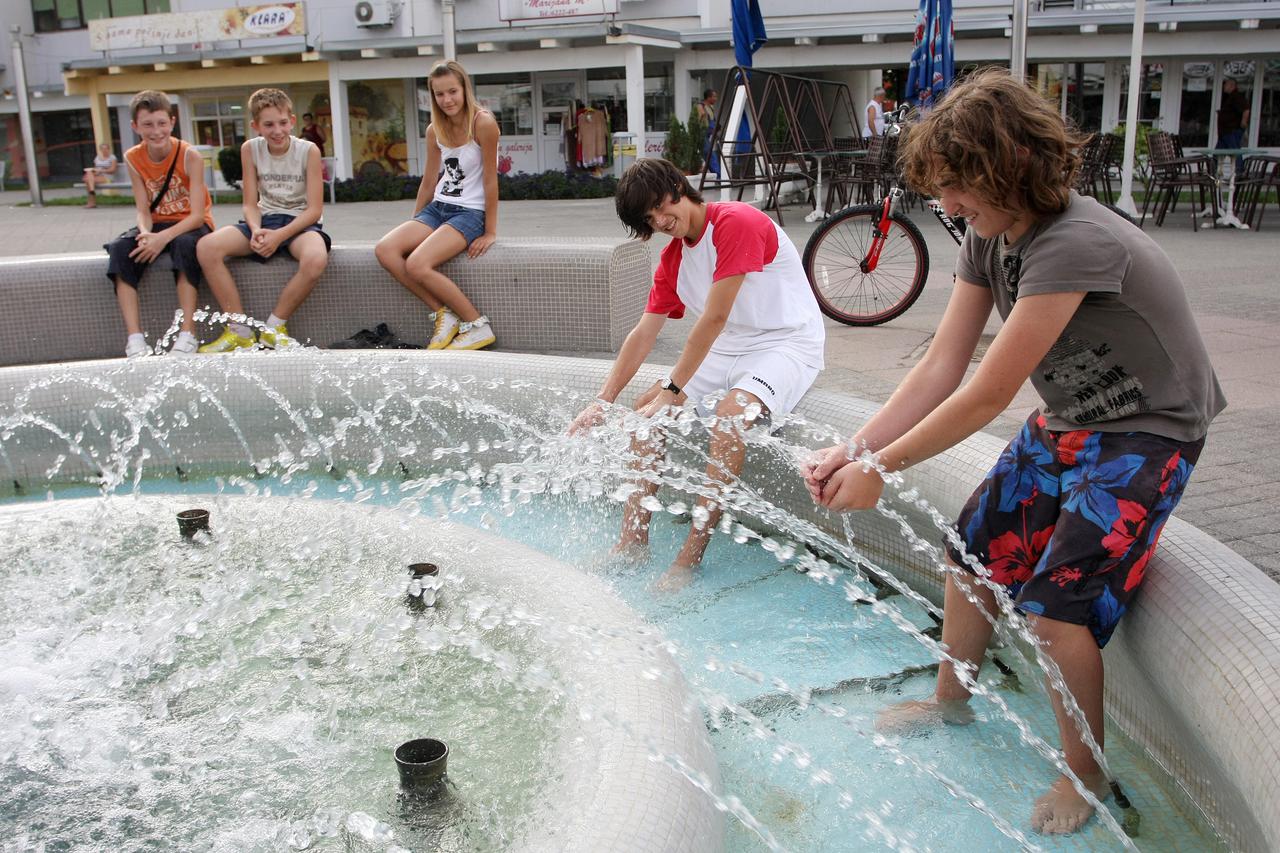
[730,0,767,156]
[906,0,954,108]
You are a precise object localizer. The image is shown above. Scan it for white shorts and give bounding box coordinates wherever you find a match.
[682,348,820,423]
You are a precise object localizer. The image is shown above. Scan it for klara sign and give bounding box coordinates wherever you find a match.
[498,0,618,23]
[90,3,305,51]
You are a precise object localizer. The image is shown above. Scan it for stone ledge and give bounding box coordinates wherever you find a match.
[0,239,651,366]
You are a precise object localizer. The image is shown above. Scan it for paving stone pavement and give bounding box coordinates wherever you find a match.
[3,188,1277,583]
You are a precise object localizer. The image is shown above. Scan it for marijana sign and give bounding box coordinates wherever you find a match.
[499,0,619,22]
[90,3,305,51]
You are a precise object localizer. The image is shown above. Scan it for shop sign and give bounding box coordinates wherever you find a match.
[89,2,305,51]
[498,140,537,175]
[499,0,618,23]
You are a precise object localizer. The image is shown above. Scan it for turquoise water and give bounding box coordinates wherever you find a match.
[1,475,1225,852]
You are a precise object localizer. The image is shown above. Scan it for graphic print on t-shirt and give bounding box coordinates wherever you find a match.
[441,158,464,197]
[1041,333,1150,424]
[146,175,190,219]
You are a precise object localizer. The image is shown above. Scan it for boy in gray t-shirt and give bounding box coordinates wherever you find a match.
[803,69,1223,836]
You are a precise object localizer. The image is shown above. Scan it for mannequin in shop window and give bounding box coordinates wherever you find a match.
[576,101,610,176]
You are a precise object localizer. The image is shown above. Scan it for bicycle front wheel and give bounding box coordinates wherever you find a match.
[802,205,929,326]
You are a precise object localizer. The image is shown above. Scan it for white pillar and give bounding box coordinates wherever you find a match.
[1116,0,1145,217]
[624,43,645,158]
[328,60,353,180]
[10,26,42,206]
[1010,0,1030,81]
[441,0,456,61]
[673,49,692,126]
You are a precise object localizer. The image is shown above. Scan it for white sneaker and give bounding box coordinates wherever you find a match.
[427,309,460,350]
[446,316,496,351]
[171,331,199,355]
[125,336,149,358]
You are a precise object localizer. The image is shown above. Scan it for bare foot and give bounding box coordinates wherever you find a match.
[875,697,976,734]
[609,539,648,563]
[653,563,695,593]
[1031,771,1110,835]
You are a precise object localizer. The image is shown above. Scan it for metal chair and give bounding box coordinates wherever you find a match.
[1141,131,1218,231]
[1238,155,1280,231]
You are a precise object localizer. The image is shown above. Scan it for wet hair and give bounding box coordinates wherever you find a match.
[248,88,294,120]
[615,158,704,240]
[428,59,480,146]
[899,67,1087,218]
[130,90,172,122]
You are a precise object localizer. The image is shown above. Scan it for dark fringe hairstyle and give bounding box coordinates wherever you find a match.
[615,158,704,240]
[899,67,1088,218]
[130,90,172,122]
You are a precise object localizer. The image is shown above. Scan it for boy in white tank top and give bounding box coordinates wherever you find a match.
[197,88,331,353]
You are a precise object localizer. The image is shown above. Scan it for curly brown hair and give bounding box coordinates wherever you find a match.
[615,158,704,240]
[899,68,1088,217]
[248,88,294,120]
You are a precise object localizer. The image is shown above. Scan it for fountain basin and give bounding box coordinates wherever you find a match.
[0,495,721,852]
[1,350,1277,851]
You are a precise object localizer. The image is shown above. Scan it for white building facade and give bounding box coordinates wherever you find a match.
[1,0,1277,181]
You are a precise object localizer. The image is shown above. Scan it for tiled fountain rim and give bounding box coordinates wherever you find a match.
[0,350,1276,852]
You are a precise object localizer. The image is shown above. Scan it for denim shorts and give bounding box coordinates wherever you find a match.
[412,200,486,244]
[233,213,332,263]
[945,411,1203,648]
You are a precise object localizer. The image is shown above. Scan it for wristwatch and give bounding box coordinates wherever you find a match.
[658,375,683,396]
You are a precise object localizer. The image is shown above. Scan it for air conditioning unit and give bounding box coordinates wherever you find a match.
[354,0,394,27]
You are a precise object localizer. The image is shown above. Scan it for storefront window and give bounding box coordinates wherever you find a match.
[645,63,673,133]
[1032,63,1066,116]
[190,94,247,150]
[472,73,534,137]
[1179,62,1215,147]
[1259,60,1280,148]
[587,68,626,134]
[347,80,408,176]
[1118,63,1164,128]
[32,0,169,32]
[1220,59,1255,145]
[1066,62,1105,133]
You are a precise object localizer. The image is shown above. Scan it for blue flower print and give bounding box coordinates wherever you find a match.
[1061,433,1144,531]
[996,429,1060,513]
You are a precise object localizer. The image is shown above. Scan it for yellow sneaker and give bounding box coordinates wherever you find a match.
[445,316,495,351]
[259,323,296,349]
[197,327,256,354]
[427,309,460,350]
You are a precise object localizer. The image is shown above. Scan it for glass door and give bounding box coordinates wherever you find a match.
[1179,61,1215,147]
[537,74,581,172]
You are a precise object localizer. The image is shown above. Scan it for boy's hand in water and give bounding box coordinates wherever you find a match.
[817,459,886,511]
[803,443,852,501]
[568,401,606,436]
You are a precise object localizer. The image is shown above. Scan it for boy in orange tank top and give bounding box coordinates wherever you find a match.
[105,90,214,358]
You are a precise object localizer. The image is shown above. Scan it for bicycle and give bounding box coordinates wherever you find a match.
[802,109,1140,327]
[801,107,962,327]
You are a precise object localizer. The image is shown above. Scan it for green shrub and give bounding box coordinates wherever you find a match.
[329,170,618,204]
[1110,123,1151,160]
[217,147,242,189]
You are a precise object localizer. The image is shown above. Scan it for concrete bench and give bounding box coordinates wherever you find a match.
[0,239,651,367]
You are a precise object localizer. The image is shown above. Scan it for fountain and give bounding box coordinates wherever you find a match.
[2,349,1277,851]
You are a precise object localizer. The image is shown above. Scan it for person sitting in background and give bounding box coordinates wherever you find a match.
[83,142,119,209]
[105,89,214,357]
[197,87,330,353]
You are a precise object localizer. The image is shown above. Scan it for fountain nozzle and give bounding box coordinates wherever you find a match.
[177,508,211,540]
[395,738,449,792]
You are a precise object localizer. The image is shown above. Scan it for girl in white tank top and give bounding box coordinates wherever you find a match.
[374,60,501,351]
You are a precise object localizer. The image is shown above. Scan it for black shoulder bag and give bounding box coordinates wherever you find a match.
[105,141,184,250]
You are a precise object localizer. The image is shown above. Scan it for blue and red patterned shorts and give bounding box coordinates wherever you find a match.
[946,411,1203,647]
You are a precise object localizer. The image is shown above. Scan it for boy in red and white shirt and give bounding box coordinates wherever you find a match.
[570,158,824,590]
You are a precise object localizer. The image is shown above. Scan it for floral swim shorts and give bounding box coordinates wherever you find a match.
[945,411,1204,647]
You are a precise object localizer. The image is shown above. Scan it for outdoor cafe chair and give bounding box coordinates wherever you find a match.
[1238,155,1280,231]
[1141,131,1218,231]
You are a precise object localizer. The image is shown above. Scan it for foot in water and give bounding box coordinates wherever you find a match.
[875,697,976,734]
[653,563,695,593]
[1031,771,1110,835]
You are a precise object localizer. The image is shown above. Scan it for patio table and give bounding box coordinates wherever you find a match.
[803,149,867,223]
[1189,146,1267,229]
